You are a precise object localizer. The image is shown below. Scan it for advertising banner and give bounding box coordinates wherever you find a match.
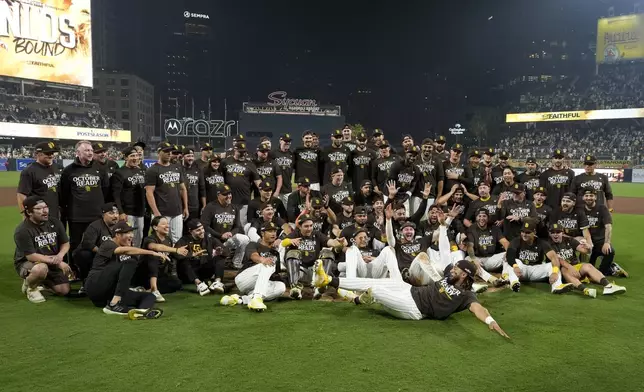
[0,158,7,171]
[596,14,644,63]
[0,0,93,87]
[633,168,644,183]
[143,159,156,169]
[16,158,34,171]
[0,122,131,142]
[571,168,624,182]
[506,108,644,123]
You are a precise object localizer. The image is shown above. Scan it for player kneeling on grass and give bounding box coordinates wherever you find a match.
[504,220,573,294]
[84,222,166,319]
[311,257,509,338]
[221,222,287,311]
[547,223,626,297]
[174,219,225,296]
[14,196,72,303]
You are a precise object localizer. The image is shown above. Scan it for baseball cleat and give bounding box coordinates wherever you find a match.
[312,259,331,288]
[26,287,46,303]
[152,290,166,303]
[489,277,508,288]
[472,283,488,294]
[610,263,629,278]
[220,294,242,306]
[197,282,211,296]
[248,296,267,312]
[551,283,574,294]
[337,288,357,301]
[313,287,324,300]
[358,288,375,305]
[603,283,626,295]
[289,285,303,300]
[128,308,163,320]
[511,281,521,292]
[583,288,597,298]
[208,280,225,294]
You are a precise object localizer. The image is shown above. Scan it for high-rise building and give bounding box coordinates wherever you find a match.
[92,70,155,142]
[91,0,119,70]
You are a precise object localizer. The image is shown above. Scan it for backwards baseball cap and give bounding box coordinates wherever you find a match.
[280,133,292,142]
[455,260,477,279]
[402,134,413,142]
[34,141,59,154]
[298,214,314,225]
[584,155,597,165]
[101,202,118,214]
[469,149,481,158]
[297,177,311,186]
[360,179,372,188]
[451,144,463,153]
[260,181,273,191]
[23,196,46,212]
[261,222,279,232]
[526,157,537,164]
[583,187,597,195]
[92,142,107,153]
[549,223,564,233]
[561,192,576,202]
[186,219,203,231]
[122,146,137,157]
[400,221,416,230]
[552,149,565,158]
[113,221,135,234]
[353,228,368,239]
[342,196,354,206]
[217,184,232,195]
[521,220,537,233]
[511,183,526,193]
[476,208,490,217]
[201,143,213,151]
[157,141,174,152]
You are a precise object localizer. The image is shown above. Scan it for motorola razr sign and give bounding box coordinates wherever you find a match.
[164,118,236,138]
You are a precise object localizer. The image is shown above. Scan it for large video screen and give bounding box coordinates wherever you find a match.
[0,122,131,143]
[0,0,93,87]
[596,14,644,63]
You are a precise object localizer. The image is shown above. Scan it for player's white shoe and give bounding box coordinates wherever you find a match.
[337,288,357,301]
[220,294,242,306]
[208,280,225,294]
[152,290,166,303]
[472,283,488,294]
[312,260,331,288]
[289,285,303,300]
[551,283,574,294]
[583,288,597,298]
[603,283,626,295]
[510,281,521,292]
[26,287,46,303]
[248,296,267,312]
[357,288,375,305]
[197,282,211,296]
[610,263,629,278]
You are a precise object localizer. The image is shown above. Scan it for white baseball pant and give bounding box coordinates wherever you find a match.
[126,215,145,247]
[410,197,435,221]
[234,263,286,301]
[336,277,423,320]
[225,234,250,269]
[239,205,249,227]
[278,192,292,210]
[466,253,508,282]
[510,260,562,292]
[341,245,396,279]
[153,215,183,245]
[243,223,251,235]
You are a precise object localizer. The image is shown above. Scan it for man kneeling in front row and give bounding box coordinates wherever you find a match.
[311,256,509,338]
[84,221,167,319]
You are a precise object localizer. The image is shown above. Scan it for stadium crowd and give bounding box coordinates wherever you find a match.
[12,126,627,336]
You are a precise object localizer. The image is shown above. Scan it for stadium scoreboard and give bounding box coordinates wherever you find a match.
[596,14,644,63]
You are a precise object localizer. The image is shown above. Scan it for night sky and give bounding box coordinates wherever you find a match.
[112,0,621,136]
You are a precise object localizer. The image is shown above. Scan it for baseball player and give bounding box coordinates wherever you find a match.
[196,143,213,170]
[286,177,312,222]
[339,206,386,250]
[111,146,146,246]
[247,204,291,243]
[490,151,511,191]
[539,149,575,209]
[349,132,377,194]
[174,219,225,296]
[311,256,509,338]
[221,142,261,226]
[338,229,396,280]
[464,149,484,194]
[499,183,537,241]
[465,208,514,288]
[254,142,283,196]
[479,148,495,186]
[92,142,119,179]
[581,189,627,277]
[247,180,288,224]
[294,131,322,191]
[532,186,552,239]
[547,223,626,297]
[321,167,353,213]
[221,222,287,311]
[181,147,206,225]
[411,139,444,219]
[385,180,431,237]
[551,193,593,246]
[433,135,449,161]
[492,167,518,202]
[503,220,574,294]
[389,145,423,210]
[463,182,499,228]
[145,141,189,244]
[305,196,336,236]
[17,141,62,219]
[518,157,541,197]
[441,144,472,193]
[341,125,357,151]
[571,155,614,210]
[272,134,295,207]
[333,196,356,233]
[84,221,166,319]
[200,184,250,269]
[14,196,71,303]
[367,128,385,151]
[203,156,225,204]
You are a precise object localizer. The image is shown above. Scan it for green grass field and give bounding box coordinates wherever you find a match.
[1,174,643,392]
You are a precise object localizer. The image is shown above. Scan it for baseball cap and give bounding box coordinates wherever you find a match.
[233,134,246,142]
[455,260,477,279]
[257,143,271,153]
[533,186,547,196]
[101,202,118,214]
[298,214,314,225]
[234,142,247,152]
[584,155,597,165]
[526,157,537,164]
[451,144,463,153]
[34,141,59,154]
[511,183,526,193]
[476,208,490,217]
[354,206,367,215]
[353,228,368,239]
[297,177,311,186]
[400,221,416,230]
[332,129,343,138]
[373,129,383,136]
[209,155,221,162]
[261,222,279,232]
[521,220,537,233]
[379,140,390,148]
[157,141,174,152]
[422,138,434,146]
[498,151,510,159]
[217,184,232,195]
[122,146,137,157]
[583,187,597,195]
[310,197,324,209]
[260,181,273,191]
[331,167,344,176]
[562,192,576,202]
[280,133,292,142]
[342,196,355,206]
[436,136,447,144]
[552,149,565,158]
[360,179,372,188]
[182,147,195,156]
[406,145,420,155]
[113,221,135,234]
[483,147,495,156]
[469,150,481,158]
[402,134,413,142]
[185,219,203,232]
[549,223,564,233]
[171,145,181,153]
[478,181,490,188]
[428,204,444,212]
[133,141,146,149]
[23,196,46,212]
[201,143,213,151]
[92,143,107,153]
[356,132,367,141]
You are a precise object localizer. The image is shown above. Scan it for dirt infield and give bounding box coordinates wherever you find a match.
[1,187,643,214]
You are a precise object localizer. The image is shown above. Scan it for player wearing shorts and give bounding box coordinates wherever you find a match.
[547,223,625,298]
[14,196,72,303]
[311,257,509,338]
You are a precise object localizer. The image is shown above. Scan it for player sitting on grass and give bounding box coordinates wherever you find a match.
[84,221,166,320]
[503,219,574,294]
[311,255,509,338]
[221,222,287,311]
[547,223,626,297]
